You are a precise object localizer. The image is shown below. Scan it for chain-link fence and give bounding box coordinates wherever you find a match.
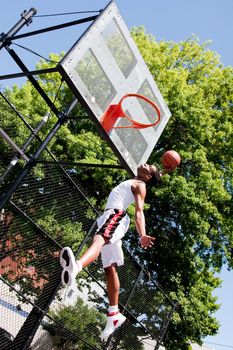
[1,151,176,349]
[0,11,176,347]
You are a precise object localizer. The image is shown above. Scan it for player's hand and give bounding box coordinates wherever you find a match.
[140,235,155,249]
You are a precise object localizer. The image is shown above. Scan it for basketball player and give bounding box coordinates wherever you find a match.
[60,164,161,341]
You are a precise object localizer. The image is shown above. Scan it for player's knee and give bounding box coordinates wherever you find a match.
[104,264,117,276]
[93,234,106,245]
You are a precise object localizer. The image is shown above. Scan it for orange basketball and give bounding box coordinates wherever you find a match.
[162,150,181,170]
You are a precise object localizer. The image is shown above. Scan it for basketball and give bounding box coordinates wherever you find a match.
[162,150,181,170]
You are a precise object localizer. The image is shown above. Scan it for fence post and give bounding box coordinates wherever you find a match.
[154,302,178,350]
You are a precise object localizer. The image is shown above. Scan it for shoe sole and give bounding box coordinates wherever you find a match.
[60,247,77,287]
[61,269,71,286]
[60,247,75,270]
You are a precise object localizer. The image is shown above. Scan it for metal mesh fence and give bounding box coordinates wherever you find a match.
[0,75,176,350]
[0,155,176,349]
[0,279,33,349]
[0,93,44,194]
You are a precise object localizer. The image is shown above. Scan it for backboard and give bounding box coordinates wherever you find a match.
[59,0,171,175]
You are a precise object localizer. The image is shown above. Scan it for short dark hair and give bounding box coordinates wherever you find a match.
[149,168,161,186]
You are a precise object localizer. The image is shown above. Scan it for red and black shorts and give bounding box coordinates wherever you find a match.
[96,209,129,243]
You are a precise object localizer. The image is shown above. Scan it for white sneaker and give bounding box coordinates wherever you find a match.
[100,312,126,342]
[60,247,76,269]
[60,247,81,286]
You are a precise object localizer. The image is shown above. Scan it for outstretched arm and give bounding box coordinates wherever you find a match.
[132,183,155,249]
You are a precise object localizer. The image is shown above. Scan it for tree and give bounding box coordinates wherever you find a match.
[129,27,233,349]
[43,297,105,349]
[1,28,232,349]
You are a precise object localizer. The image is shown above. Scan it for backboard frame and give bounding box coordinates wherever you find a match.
[59,0,171,175]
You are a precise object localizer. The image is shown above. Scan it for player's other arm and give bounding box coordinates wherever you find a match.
[132,183,155,249]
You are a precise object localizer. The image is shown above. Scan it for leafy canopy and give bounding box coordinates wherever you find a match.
[1,27,232,350]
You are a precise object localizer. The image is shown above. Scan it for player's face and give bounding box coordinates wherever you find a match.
[137,164,157,178]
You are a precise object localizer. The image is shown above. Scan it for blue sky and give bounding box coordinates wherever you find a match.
[0,1,232,349]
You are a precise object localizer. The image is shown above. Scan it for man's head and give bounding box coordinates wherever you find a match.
[136,164,161,185]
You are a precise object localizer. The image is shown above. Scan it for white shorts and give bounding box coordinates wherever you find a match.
[96,209,130,268]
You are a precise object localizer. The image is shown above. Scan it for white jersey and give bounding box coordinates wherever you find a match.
[105,179,135,210]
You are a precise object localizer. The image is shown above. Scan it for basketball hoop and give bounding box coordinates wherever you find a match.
[100,93,161,133]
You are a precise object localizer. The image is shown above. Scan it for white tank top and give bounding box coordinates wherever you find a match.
[105,179,136,210]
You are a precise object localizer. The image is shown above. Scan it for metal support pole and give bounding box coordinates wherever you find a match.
[11,15,98,40]
[0,127,29,161]
[9,200,62,249]
[0,113,50,184]
[35,160,124,169]
[154,302,178,350]
[11,268,62,350]
[5,47,60,117]
[0,8,37,50]
[0,99,77,210]
[123,268,144,312]
[0,67,58,81]
[1,99,77,350]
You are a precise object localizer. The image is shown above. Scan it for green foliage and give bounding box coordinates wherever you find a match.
[37,212,84,248]
[130,27,233,349]
[1,27,232,349]
[44,297,105,349]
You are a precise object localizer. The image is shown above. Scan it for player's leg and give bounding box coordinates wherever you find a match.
[60,210,116,286]
[79,234,105,268]
[105,264,120,306]
[100,213,130,340]
[60,234,105,286]
[100,243,126,341]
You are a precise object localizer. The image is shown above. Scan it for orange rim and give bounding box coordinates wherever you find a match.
[113,93,160,129]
